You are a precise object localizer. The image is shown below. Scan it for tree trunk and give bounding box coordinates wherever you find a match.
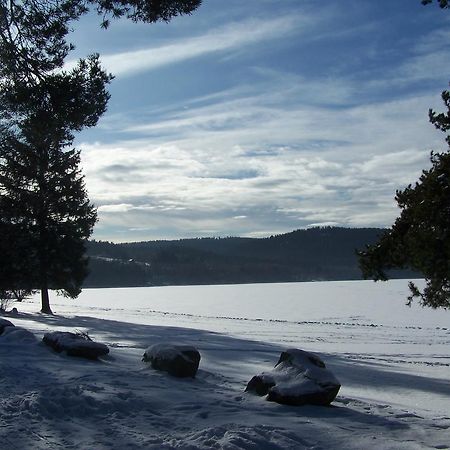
[37,148,52,315]
[40,286,52,314]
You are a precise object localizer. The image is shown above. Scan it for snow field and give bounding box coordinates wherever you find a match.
[0,280,449,449]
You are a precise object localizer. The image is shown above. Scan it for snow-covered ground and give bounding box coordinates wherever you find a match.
[1,280,449,449]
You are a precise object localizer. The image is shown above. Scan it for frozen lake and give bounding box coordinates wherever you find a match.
[38,279,448,329]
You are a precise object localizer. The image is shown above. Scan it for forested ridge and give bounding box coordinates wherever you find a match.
[84,227,416,287]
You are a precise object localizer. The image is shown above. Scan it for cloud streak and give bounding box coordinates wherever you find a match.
[95,15,303,77]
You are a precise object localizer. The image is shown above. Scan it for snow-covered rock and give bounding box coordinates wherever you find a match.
[43,331,109,360]
[0,317,14,334]
[142,343,201,378]
[246,348,341,406]
[0,326,37,343]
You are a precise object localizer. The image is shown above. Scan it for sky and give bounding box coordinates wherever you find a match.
[68,0,450,242]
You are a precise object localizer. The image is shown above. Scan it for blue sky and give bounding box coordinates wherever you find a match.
[69,0,449,242]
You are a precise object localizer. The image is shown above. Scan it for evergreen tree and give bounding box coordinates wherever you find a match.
[360,3,449,309]
[359,89,450,309]
[0,134,96,311]
[0,0,201,313]
[0,56,109,313]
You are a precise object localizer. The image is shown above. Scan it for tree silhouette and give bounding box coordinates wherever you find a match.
[360,3,449,308]
[0,0,201,313]
[0,55,109,313]
[359,89,450,309]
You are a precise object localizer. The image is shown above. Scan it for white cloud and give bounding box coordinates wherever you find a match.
[397,50,450,84]
[73,4,448,241]
[98,203,134,213]
[80,86,439,241]
[90,15,303,77]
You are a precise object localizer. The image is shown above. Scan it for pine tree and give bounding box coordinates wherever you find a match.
[0,129,97,312]
[0,0,201,313]
[0,57,108,313]
[359,89,450,309]
[0,37,111,314]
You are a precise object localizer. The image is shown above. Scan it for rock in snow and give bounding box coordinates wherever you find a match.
[0,326,37,343]
[43,331,109,360]
[246,348,341,406]
[142,343,201,378]
[0,317,15,334]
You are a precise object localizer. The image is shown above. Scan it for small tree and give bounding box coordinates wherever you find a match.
[359,89,450,308]
[0,291,13,312]
[0,289,33,311]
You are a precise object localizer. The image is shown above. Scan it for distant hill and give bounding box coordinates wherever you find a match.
[83,227,417,288]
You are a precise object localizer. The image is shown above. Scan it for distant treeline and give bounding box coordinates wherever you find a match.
[83,227,417,288]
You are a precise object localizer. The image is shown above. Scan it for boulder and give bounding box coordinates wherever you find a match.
[43,331,109,360]
[246,348,340,406]
[0,318,14,335]
[142,343,201,378]
[1,326,37,343]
